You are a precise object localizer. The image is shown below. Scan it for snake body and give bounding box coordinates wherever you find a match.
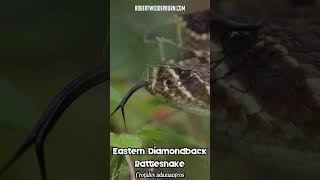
[143,11,211,115]
[144,10,320,175]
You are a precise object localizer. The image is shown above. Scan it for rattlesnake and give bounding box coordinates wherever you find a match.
[141,9,320,176]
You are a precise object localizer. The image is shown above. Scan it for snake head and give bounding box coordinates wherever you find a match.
[143,63,210,115]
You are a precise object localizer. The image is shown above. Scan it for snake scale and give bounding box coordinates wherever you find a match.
[139,9,320,176]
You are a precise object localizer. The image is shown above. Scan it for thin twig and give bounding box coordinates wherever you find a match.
[125,155,136,180]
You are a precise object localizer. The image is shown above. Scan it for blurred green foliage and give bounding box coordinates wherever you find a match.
[0,80,37,130]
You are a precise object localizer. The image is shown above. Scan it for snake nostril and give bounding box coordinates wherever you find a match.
[165,80,173,86]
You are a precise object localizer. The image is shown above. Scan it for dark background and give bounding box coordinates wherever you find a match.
[213,0,320,180]
[216,0,320,18]
[0,0,107,179]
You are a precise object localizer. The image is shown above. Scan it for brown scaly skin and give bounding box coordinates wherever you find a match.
[212,12,320,175]
[145,9,320,175]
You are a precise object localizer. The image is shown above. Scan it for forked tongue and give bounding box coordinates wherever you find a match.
[110,81,149,132]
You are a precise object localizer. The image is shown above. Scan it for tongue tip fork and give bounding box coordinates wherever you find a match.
[110,81,149,133]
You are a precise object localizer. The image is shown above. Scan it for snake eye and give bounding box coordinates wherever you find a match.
[180,70,191,79]
[222,30,256,54]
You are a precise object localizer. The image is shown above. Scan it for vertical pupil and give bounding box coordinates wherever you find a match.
[166,80,172,86]
[180,70,190,79]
